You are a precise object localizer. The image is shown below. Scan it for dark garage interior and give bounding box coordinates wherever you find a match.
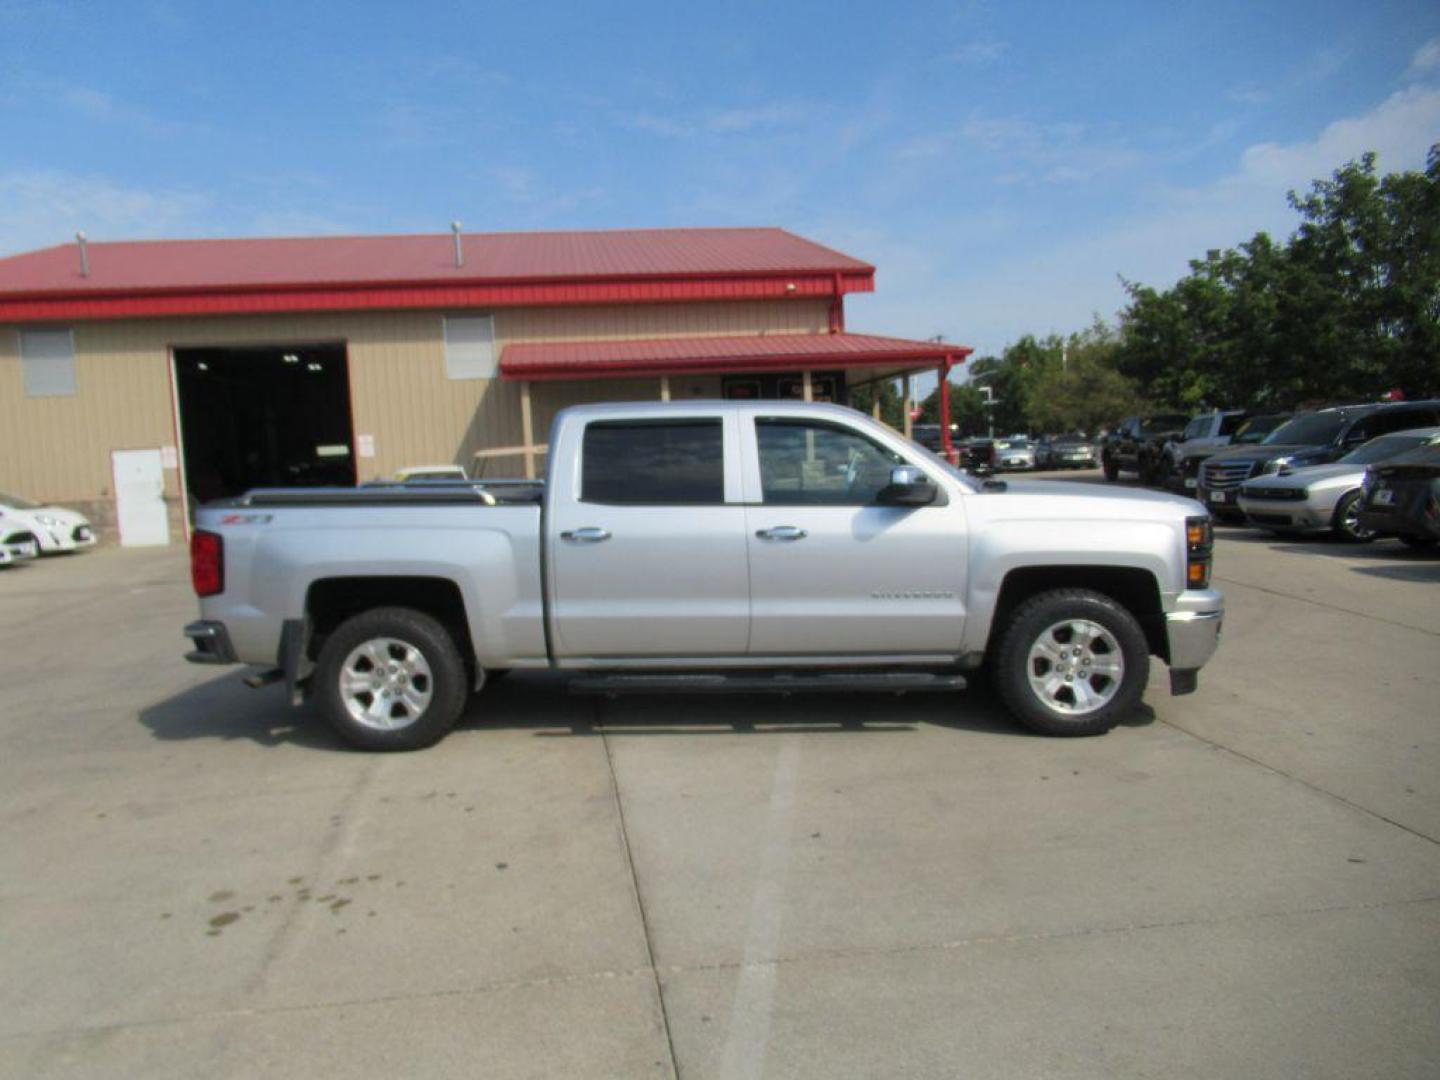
[174,343,356,505]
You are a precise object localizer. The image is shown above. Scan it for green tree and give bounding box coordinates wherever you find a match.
[1028,319,1144,433]
[1116,146,1440,408]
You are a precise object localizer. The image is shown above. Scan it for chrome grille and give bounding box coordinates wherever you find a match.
[1200,460,1261,490]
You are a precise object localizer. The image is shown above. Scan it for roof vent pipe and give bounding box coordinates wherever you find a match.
[76,231,90,277]
[451,221,464,269]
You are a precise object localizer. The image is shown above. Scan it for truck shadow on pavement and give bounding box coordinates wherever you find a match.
[141,669,1146,749]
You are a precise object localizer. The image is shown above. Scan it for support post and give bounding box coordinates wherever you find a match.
[902,374,913,441]
[802,369,813,402]
[871,396,881,421]
[660,376,671,401]
[520,380,535,480]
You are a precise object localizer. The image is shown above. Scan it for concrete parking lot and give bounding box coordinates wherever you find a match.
[2,478,1438,1079]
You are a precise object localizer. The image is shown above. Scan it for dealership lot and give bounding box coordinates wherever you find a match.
[2,493,1438,1079]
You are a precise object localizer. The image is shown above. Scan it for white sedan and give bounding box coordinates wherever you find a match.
[0,492,97,554]
[0,525,39,566]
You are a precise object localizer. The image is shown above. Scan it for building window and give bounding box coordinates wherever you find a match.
[19,328,76,397]
[443,315,496,380]
[581,420,724,505]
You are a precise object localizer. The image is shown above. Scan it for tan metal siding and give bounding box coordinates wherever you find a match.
[0,298,829,514]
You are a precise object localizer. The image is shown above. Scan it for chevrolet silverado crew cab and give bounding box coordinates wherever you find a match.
[184,402,1223,751]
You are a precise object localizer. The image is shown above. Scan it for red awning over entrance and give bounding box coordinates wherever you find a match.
[499,332,971,380]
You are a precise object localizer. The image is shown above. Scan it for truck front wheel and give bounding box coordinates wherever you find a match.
[991,589,1150,736]
[315,607,469,751]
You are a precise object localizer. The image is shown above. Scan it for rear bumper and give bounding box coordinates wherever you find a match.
[1360,505,1440,540]
[184,620,238,664]
[1165,589,1223,694]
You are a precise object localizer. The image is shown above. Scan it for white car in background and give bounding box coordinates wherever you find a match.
[0,522,39,566]
[0,492,98,554]
[1237,427,1440,542]
[992,437,1037,471]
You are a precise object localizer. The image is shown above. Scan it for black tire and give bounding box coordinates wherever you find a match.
[1398,534,1438,550]
[314,607,469,751]
[990,588,1150,736]
[1330,489,1375,544]
[1102,454,1120,482]
[1137,455,1156,486]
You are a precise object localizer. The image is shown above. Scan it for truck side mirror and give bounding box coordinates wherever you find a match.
[878,465,936,506]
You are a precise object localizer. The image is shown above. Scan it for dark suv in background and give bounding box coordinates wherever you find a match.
[1197,400,1440,519]
[1102,414,1191,483]
[1171,412,1291,494]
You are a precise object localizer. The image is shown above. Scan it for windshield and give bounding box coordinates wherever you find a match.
[1233,415,1288,444]
[1053,435,1088,445]
[1140,415,1189,434]
[1264,412,1349,446]
[0,492,39,509]
[1339,433,1431,465]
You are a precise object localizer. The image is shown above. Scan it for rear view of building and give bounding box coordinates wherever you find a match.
[0,227,968,544]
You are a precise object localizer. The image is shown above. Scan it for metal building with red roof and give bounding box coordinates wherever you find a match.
[0,226,967,544]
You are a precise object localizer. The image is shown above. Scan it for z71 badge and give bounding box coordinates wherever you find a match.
[218,513,273,525]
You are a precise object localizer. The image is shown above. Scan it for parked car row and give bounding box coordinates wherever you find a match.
[1105,399,1440,547]
[0,492,98,567]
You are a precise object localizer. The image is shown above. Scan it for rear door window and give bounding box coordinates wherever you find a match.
[581,420,724,505]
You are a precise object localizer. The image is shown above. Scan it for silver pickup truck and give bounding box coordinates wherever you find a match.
[184,401,1222,750]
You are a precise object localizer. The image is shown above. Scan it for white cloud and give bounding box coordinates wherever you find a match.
[847,86,1440,356]
[1406,37,1440,79]
[616,99,824,139]
[897,112,1140,184]
[948,39,1008,65]
[0,170,211,255]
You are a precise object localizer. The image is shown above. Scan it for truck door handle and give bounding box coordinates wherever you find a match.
[561,527,612,543]
[756,525,807,541]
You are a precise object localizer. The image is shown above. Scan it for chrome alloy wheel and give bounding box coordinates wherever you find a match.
[1026,619,1125,716]
[339,638,434,731]
[1339,496,1375,541]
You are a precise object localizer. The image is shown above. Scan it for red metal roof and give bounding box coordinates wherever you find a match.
[500,332,971,380]
[0,227,874,323]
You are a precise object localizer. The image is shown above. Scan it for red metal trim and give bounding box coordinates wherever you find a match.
[0,271,875,324]
[940,356,956,463]
[504,345,970,382]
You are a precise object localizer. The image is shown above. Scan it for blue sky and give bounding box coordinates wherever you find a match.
[2,0,1438,362]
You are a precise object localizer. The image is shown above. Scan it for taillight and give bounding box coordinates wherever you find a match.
[1185,515,1213,590]
[191,530,224,597]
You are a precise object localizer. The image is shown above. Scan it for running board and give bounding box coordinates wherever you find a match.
[570,672,967,696]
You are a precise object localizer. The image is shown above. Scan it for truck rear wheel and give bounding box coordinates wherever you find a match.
[315,607,468,751]
[991,588,1150,736]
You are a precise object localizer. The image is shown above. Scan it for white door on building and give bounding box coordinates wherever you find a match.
[111,449,170,547]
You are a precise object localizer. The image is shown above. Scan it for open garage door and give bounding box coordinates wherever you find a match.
[174,343,355,506]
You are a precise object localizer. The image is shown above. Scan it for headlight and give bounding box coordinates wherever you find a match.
[34,514,63,527]
[1264,456,1291,474]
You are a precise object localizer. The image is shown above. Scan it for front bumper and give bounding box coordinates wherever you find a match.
[184,620,238,664]
[1236,493,1334,531]
[1165,589,1223,694]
